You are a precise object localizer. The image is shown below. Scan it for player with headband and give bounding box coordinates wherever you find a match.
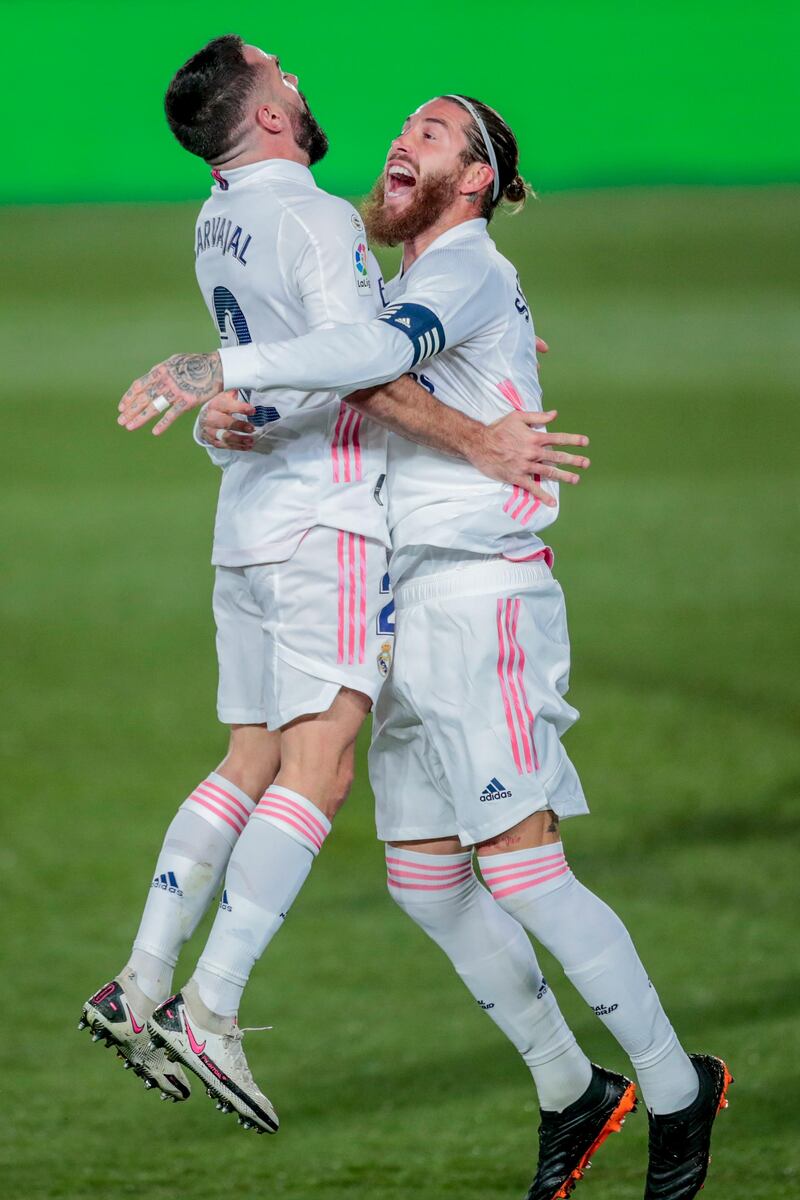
[121,93,730,1200]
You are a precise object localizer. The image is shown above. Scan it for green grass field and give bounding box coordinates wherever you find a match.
[2,188,799,1199]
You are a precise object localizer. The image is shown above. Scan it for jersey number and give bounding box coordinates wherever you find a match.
[212,286,280,426]
[377,571,395,636]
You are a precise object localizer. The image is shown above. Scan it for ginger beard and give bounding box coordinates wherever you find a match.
[362,165,463,246]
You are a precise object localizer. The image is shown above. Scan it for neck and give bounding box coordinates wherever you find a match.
[401,203,480,270]
[213,138,309,171]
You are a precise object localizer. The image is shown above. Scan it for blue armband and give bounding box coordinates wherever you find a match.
[377,302,446,367]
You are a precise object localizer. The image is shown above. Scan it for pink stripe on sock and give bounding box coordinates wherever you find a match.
[489,864,570,900]
[261,792,329,843]
[358,535,367,664]
[481,851,565,878]
[385,855,472,873]
[195,782,250,823]
[348,532,356,665]
[337,530,346,664]
[505,599,534,773]
[256,804,322,851]
[386,865,473,885]
[496,600,523,774]
[192,787,248,831]
[199,779,251,819]
[189,795,245,836]
[482,858,567,888]
[387,875,473,893]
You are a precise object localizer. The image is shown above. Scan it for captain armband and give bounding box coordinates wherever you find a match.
[376,303,446,367]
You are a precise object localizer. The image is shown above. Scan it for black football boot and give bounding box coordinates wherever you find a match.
[643,1054,732,1199]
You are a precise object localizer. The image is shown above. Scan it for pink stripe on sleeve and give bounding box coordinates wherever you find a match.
[352,412,363,480]
[331,404,346,483]
[496,599,523,774]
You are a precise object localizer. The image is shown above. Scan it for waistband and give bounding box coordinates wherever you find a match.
[393,556,554,609]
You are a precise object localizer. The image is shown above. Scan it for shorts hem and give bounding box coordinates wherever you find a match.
[277,645,382,705]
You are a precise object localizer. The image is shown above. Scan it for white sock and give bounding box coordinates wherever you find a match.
[127,772,256,1003]
[482,842,699,1114]
[192,786,331,1016]
[386,847,593,1112]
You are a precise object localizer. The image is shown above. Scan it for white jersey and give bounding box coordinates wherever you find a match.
[220,218,559,575]
[193,158,389,566]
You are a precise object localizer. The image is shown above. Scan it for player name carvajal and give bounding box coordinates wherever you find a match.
[195,217,252,265]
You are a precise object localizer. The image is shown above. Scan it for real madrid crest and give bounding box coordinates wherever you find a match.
[377,641,393,677]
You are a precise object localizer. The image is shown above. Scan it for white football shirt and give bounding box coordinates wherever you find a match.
[193,158,389,566]
[220,218,559,572]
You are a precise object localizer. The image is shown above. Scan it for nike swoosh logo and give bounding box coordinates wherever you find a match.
[127,1005,145,1035]
[185,1017,206,1056]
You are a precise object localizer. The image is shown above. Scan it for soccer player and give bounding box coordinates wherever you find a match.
[121,93,731,1199]
[83,38,587,1139]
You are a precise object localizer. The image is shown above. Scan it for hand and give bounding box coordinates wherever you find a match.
[469,409,590,507]
[118,352,224,434]
[535,336,549,357]
[199,391,257,451]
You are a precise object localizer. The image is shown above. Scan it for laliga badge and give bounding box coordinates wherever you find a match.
[377,641,393,677]
[352,238,372,294]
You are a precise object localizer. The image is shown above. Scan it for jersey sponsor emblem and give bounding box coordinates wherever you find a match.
[377,640,393,677]
[479,777,513,802]
[352,238,372,293]
[350,211,365,231]
[377,302,446,367]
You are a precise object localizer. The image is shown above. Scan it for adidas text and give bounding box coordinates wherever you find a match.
[480,777,513,802]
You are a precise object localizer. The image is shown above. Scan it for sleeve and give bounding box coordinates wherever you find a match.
[283,196,379,330]
[219,248,497,396]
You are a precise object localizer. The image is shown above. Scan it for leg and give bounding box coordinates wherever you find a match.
[479,810,700,1115]
[191,686,371,1016]
[125,723,280,1006]
[386,834,593,1113]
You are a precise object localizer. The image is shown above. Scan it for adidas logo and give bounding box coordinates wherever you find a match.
[152,870,182,896]
[220,889,232,912]
[395,316,412,328]
[592,1002,619,1017]
[479,777,513,802]
[537,978,549,1000]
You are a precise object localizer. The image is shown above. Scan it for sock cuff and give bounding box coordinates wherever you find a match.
[180,773,256,841]
[385,846,475,898]
[479,842,572,901]
[253,786,331,856]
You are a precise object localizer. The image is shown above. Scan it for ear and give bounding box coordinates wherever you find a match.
[255,103,287,136]
[459,160,494,202]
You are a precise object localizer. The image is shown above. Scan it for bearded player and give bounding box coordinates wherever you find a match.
[121,89,731,1199]
[82,37,586,1139]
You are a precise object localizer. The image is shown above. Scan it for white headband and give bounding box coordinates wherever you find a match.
[445,94,500,202]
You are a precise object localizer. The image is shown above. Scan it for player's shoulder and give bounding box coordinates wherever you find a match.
[411,229,505,294]
[279,186,366,241]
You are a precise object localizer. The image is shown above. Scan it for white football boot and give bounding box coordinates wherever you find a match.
[147,979,279,1133]
[79,969,191,1101]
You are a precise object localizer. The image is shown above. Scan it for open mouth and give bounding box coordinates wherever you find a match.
[385,162,417,199]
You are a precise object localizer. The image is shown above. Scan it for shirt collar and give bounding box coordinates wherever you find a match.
[210,158,316,193]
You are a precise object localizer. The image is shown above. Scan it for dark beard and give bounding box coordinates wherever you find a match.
[290,91,329,165]
[361,168,461,245]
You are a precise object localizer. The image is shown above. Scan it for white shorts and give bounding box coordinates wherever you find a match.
[213,525,393,729]
[369,557,589,847]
